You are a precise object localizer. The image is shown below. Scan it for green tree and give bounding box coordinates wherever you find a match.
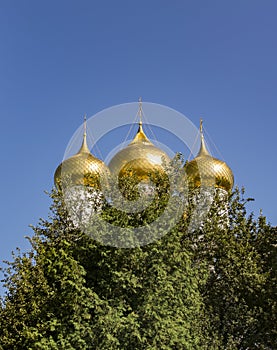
[185,187,276,349]
[0,179,276,349]
[0,183,212,349]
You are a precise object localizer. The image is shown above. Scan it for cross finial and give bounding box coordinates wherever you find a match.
[200,118,203,134]
[138,97,143,125]
[84,114,87,136]
[197,118,210,156]
[78,114,90,154]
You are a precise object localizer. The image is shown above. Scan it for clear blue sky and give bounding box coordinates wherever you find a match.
[0,0,276,275]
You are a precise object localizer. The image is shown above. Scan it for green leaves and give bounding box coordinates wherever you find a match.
[0,186,276,349]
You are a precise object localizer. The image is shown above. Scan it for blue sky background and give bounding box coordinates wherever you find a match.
[0,0,276,286]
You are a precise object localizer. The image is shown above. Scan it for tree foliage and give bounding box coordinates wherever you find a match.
[0,179,276,349]
[186,188,276,349]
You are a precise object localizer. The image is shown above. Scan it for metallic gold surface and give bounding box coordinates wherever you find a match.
[55,117,233,193]
[54,131,107,190]
[108,122,170,181]
[184,123,234,192]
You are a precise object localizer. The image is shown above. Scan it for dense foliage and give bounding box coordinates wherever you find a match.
[0,179,276,349]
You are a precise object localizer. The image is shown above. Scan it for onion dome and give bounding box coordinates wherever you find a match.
[108,120,170,182]
[54,118,108,191]
[184,120,234,192]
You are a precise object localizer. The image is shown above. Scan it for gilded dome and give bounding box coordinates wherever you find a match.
[184,121,234,192]
[54,124,108,190]
[108,121,170,182]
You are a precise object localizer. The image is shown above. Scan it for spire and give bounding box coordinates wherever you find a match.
[78,114,90,154]
[84,114,87,136]
[130,97,150,144]
[138,96,143,130]
[197,118,210,156]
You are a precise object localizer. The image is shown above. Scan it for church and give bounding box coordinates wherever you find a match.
[53,103,234,234]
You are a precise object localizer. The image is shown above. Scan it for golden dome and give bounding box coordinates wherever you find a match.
[54,120,108,190]
[108,121,170,182]
[184,120,234,192]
